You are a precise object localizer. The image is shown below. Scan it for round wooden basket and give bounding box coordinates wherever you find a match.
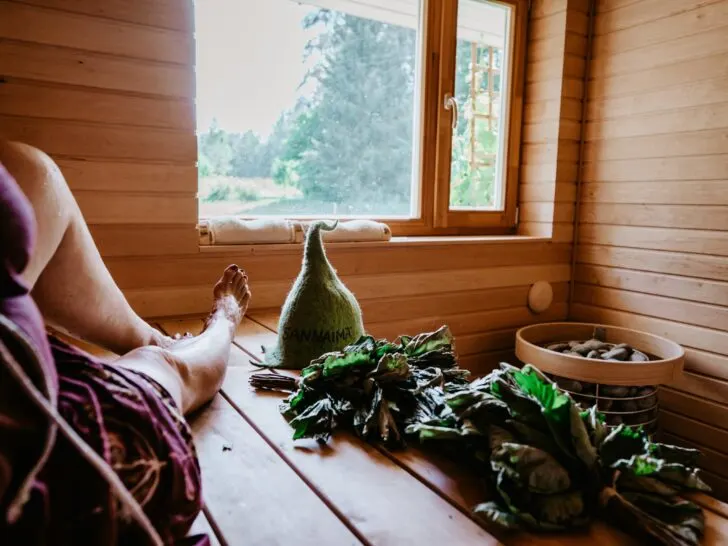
[515,322,685,431]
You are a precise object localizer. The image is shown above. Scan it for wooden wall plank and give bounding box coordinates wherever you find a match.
[579,203,728,230]
[578,224,728,256]
[574,284,728,331]
[56,159,198,193]
[658,411,728,459]
[584,135,728,163]
[0,80,194,129]
[585,102,728,140]
[88,225,199,257]
[592,1,728,56]
[0,40,193,97]
[589,52,728,100]
[0,116,195,162]
[0,2,193,64]
[594,0,725,35]
[574,264,728,306]
[76,191,197,225]
[587,76,728,120]
[14,0,193,30]
[581,181,728,204]
[366,303,568,341]
[592,24,728,78]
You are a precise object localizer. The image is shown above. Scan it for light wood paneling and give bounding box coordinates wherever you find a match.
[0,81,194,129]
[518,0,588,245]
[0,0,199,267]
[573,0,728,500]
[0,2,193,64]
[16,0,193,30]
[0,41,194,97]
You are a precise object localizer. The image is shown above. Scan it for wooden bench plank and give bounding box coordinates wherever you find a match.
[164,318,501,546]
[186,392,361,546]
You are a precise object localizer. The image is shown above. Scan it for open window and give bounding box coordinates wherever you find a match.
[195,0,526,236]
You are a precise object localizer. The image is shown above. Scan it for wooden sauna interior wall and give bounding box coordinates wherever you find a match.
[518,0,588,244]
[0,0,586,372]
[571,0,728,500]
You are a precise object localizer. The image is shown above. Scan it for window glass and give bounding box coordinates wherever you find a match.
[449,0,511,210]
[195,0,422,218]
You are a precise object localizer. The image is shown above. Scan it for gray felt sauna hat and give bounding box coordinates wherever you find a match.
[261,221,365,369]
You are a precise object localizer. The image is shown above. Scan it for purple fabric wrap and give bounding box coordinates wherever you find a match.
[0,160,208,545]
[4,337,207,546]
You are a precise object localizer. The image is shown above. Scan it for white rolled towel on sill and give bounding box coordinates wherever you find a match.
[200,218,392,245]
[206,217,299,245]
[298,220,392,243]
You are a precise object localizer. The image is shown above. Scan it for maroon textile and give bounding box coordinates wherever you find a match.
[0,160,208,545]
[4,337,207,546]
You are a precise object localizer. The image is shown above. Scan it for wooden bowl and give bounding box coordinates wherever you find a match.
[515,322,684,386]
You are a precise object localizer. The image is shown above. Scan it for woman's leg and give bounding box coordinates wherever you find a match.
[0,141,166,354]
[116,264,251,414]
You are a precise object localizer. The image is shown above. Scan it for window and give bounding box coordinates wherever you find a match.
[195,0,526,235]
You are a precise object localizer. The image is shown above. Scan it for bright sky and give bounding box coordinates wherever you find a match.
[194,0,315,136]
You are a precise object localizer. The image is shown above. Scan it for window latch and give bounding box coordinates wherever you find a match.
[443,93,459,130]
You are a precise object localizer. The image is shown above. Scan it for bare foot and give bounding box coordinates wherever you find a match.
[116,265,252,414]
[208,264,251,330]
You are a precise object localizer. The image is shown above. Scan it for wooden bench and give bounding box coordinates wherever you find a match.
[61,314,728,545]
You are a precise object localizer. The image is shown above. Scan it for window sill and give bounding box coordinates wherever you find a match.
[198,234,551,255]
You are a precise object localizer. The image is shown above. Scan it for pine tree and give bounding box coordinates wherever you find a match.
[281,10,417,213]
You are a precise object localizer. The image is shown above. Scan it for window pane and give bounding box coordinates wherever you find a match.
[195,0,422,218]
[449,0,511,211]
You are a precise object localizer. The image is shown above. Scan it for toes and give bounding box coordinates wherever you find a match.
[232,270,244,290]
[222,264,239,282]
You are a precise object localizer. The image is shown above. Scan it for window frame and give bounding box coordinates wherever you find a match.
[401,0,528,236]
[197,0,528,237]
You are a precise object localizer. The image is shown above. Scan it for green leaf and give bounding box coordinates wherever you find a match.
[402,325,454,357]
[321,350,375,378]
[613,455,712,492]
[512,367,570,422]
[648,442,701,467]
[600,425,648,467]
[581,405,609,448]
[353,385,403,445]
[473,501,521,530]
[569,402,599,468]
[368,352,410,383]
[491,442,572,494]
[406,422,479,442]
[289,397,337,442]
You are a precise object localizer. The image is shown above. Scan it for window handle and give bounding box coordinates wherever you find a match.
[444,93,458,130]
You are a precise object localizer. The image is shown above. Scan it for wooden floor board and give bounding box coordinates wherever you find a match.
[186,393,362,546]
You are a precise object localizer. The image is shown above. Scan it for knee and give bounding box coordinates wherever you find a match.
[128,346,187,379]
[0,142,69,210]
